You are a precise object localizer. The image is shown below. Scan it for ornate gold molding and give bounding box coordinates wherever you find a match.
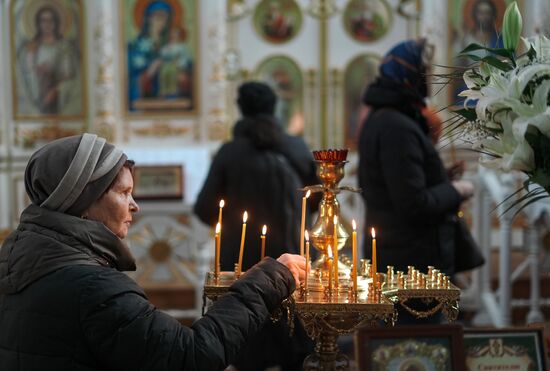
[133,122,190,137]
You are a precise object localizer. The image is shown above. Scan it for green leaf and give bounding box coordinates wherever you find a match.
[453,108,477,121]
[457,54,482,62]
[481,56,513,71]
[502,2,523,52]
[484,47,515,60]
[459,43,487,54]
[458,44,515,61]
[524,125,550,188]
[526,45,537,61]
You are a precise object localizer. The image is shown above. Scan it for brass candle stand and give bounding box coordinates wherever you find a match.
[296,266,394,371]
[308,149,360,279]
[381,265,461,322]
[202,149,461,371]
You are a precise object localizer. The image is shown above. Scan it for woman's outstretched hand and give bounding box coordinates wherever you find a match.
[276,253,306,287]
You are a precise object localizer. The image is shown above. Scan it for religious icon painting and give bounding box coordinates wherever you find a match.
[253,0,303,44]
[344,53,380,150]
[355,324,465,371]
[342,0,393,43]
[121,0,198,117]
[464,327,547,371]
[10,0,86,121]
[254,55,304,133]
[448,0,516,106]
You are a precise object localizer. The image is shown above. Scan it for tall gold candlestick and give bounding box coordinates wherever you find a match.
[305,230,310,295]
[237,211,248,276]
[333,215,339,289]
[371,228,377,290]
[300,190,311,256]
[214,222,221,277]
[261,225,267,260]
[352,220,358,297]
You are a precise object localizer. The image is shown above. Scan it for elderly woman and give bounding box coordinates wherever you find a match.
[0,133,305,371]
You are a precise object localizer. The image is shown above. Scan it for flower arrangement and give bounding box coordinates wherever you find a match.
[453,2,550,210]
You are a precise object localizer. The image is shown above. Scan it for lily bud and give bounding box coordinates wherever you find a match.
[502,2,522,52]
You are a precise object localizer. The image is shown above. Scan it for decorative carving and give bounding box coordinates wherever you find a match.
[133,122,191,137]
[206,13,229,141]
[18,124,82,148]
[92,3,116,141]
[126,216,205,286]
[307,0,339,19]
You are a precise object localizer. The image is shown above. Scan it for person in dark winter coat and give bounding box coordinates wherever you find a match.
[194,81,318,371]
[0,133,306,371]
[358,39,475,278]
[194,81,318,271]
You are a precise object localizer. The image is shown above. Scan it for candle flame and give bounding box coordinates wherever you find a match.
[352,219,357,231]
[215,222,221,234]
[262,225,267,235]
[333,215,337,224]
[371,228,376,238]
[243,211,248,223]
[305,190,311,198]
[327,245,333,258]
[305,230,309,241]
[219,199,225,208]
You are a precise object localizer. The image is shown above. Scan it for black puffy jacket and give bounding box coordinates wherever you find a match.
[194,119,318,271]
[0,205,294,371]
[358,78,462,274]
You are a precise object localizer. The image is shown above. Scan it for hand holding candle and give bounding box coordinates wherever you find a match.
[237,211,248,276]
[300,190,311,256]
[260,225,267,260]
[214,222,221,277]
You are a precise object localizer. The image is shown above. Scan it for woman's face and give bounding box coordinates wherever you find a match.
[474,2,495,29]
[150,10,169,35]
[85,167,140,239]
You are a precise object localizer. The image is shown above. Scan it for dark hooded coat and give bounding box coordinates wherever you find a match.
[194,118,318,272]
[358,76,462,275]
[0,205,294,371]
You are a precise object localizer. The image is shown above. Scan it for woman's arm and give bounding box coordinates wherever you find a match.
[80,258,295,371]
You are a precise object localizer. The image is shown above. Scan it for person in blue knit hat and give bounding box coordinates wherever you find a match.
[358,39,475,323]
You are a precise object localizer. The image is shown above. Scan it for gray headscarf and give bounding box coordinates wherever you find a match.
[25,133,126,216]
[0,134,136,294]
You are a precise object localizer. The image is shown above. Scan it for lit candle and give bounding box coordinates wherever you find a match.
[327,244,333,293]
[300,190,311,256]
[214,222,221,277]
[237,211,248,276]
[217,199,224,225]
[352,220,358,296]
[217,199,224,252]
[261,225,267,260]
[333,215,339,289]
[305,230,310,294]
[371,228,377,290]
